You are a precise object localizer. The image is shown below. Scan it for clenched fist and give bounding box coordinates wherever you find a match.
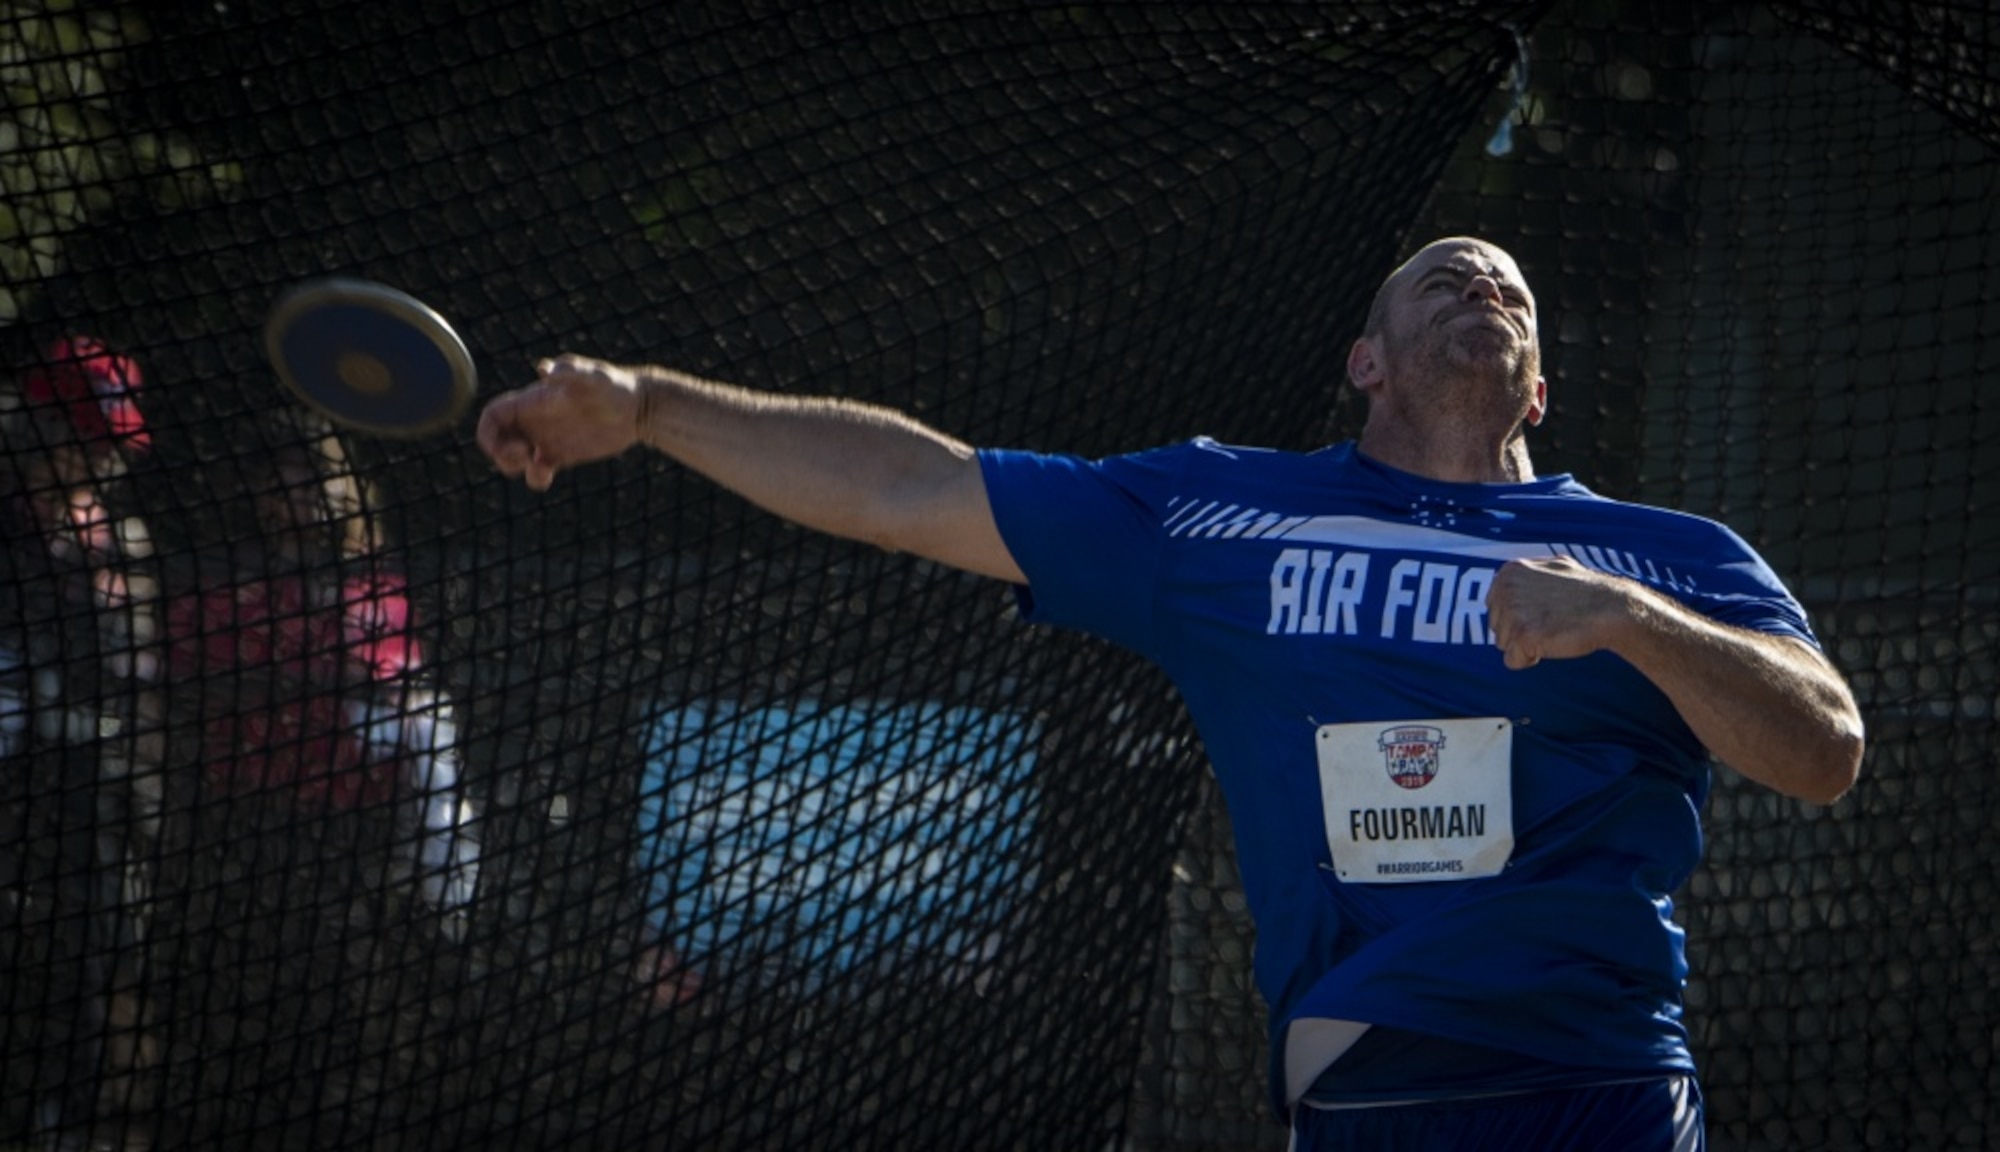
[477,354,646,491]
[1486,555,1644,671]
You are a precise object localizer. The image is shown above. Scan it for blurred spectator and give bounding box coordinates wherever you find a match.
[1,336,163,1150]
[162,425,479,928]
[21,335,153,469]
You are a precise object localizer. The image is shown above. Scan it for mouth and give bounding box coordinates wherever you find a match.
[1443,310,1523,341]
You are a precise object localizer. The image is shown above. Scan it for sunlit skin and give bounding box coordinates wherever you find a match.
[1346,237,1546,484]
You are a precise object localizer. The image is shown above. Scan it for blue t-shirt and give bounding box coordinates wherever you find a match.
[978,439,1818,1113]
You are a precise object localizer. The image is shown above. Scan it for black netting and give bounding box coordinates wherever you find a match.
[1,2,1992,1149]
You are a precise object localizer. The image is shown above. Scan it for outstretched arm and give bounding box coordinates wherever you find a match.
[1487,555,1865,806]
[477,355,1025,584]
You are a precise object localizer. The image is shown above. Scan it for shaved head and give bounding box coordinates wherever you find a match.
[1345,237,1547,480]
[1363,237,1533,339]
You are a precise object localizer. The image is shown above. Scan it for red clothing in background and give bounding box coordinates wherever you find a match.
[165,570,422,808]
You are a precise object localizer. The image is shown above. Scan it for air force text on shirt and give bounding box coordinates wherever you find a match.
[1264,544,1693,643]
[1269,549,1496,642]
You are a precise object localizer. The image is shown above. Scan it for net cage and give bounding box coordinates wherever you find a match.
[0,1,1993,1148]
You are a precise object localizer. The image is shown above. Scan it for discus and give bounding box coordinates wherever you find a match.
[264,279,477,439]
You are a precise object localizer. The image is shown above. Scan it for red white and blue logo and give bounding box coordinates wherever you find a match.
[1378,725,1447,790]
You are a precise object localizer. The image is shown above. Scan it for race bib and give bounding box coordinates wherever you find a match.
[1316,717,1514,884]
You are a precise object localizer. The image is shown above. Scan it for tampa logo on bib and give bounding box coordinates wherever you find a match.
[1381,725,1446,789]
[1316,717,1515,884]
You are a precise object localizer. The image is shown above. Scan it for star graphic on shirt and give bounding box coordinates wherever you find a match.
[1409,495,1462,528]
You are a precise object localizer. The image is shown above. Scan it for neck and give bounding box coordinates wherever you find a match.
[1355,420,1536,484]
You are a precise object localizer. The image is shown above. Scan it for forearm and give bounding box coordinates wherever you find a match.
[633,368,1021,581]
[1610,588,1864,805]
[480,355,1026,580]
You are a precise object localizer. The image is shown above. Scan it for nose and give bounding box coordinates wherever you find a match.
[1462,274,1504,304]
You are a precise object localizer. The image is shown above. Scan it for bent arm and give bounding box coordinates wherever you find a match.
[1489,556,1865,805]
[478,355,1025,583]
[1606,598,1864,805]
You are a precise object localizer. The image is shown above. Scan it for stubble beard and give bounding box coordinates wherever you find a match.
[1389,321,1540,437]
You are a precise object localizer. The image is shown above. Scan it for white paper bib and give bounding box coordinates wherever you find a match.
[1315,717,1514,884]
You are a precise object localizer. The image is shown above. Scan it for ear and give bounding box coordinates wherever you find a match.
[1346,336,1385,393]
[1526,376,1548,427]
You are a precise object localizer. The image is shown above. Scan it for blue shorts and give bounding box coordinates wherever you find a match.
[1290,1075,1704,1152]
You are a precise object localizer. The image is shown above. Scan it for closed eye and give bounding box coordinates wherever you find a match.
[1418,269,1533,312]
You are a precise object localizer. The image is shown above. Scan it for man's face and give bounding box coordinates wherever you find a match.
[1376,239,1541,392]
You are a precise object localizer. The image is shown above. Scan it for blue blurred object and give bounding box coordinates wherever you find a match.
[638,698,1040,985]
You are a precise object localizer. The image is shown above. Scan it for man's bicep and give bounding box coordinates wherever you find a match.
[1775,633,1834,669]
[963,446,1177,652]
[895,451,1027,585]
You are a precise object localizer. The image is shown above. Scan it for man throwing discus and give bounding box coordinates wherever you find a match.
[478,237,1864,1150]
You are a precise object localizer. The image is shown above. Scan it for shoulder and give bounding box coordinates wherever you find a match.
[998,436,1319,481]
[1514,488,1805,621]
[980,437,1319,516]
[1529,486,1769,560]
[1158,435,1323,468]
